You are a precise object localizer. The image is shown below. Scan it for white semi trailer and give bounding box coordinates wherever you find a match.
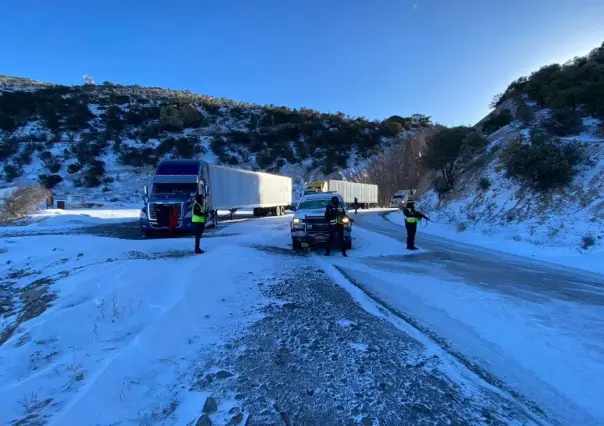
[303,180,378,208]
[140,159,292,236]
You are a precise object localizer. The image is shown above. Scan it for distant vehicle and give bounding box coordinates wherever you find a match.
[390,189,415,207]
[303,180,378,209]
[140,160,292,237]
[290,192,352,250]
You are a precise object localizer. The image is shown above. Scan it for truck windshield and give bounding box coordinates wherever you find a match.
[298,198,339,210]
[152,183,197,194]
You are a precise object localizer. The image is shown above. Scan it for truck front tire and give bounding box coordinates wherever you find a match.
[292,238,302,250]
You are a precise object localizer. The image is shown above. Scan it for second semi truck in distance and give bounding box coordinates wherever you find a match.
[303,180,378,209]
[140,159,292,236]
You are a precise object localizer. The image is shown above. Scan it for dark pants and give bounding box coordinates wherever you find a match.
[405,222,417,249]
[325,225,346,255]
[194,222,205,251]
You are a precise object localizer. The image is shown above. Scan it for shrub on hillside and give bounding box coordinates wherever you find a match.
[159,105,184,131]
[3,164,22,182]
[67,162,83,174]
[500,129,584,191]
[0,186,50,223]
[15,144,37,167]
[118,147,159,167]
[66,104,93,131]
[78,160,106,188]
[515,102,535,126]
[174,136,201,158]
[40,151,62,173]
[477,177,491,191]
[124,109,144,126]
[181,104,204,128]
[38,174,63,189]
[581,234,596,250]
[544,109,584,136]
[0,115,16,132]
[0,139,19,161]
[482,109,513,134]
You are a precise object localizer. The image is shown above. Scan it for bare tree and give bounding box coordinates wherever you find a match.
[0,186,50,223]
[364,129,434,205]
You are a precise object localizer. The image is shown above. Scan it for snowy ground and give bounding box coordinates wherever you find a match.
[386,210,604,274]
[350,210,604,426]
[0,208,558,425]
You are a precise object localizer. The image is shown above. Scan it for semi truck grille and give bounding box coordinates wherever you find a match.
[149,202,183,227]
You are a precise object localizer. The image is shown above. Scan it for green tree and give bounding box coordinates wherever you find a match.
[411,114,432,128]
[482,109,513,134]
[422,126,489,188]
[515,102,535,126]
[544,109,583,136]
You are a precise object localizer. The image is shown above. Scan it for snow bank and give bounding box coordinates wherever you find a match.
[0,217,291,425]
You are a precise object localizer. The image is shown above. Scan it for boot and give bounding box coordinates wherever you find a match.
[195,248,204,254]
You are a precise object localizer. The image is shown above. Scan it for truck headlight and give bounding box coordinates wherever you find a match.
[293,218,303,224]
[140,210,148,220]
[341,217,349,224]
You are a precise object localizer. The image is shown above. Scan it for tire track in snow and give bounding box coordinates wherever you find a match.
[313,256,558,426]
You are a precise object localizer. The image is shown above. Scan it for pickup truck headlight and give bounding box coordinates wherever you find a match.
[140,210,148,220]
[292,218,303,224]
[341,217,350,224]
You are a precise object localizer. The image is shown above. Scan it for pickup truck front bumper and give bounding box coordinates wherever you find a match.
[291,221,352,247]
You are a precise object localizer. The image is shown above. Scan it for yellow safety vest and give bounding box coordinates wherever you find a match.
[406,217,419,224]
[329,206,345,225]
[192,202,208,223]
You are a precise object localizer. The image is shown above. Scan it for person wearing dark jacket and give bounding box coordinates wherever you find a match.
[353,197,360,214]
[324,196,348,257]
[402,200,429,250]
[192,194,209,254]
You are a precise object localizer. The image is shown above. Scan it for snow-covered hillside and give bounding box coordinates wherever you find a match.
[416,114,604,253]
[0,75,416,204]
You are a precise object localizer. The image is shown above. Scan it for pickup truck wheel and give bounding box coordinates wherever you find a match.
[292,239,302,250]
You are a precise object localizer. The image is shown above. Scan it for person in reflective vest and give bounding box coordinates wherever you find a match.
[402,199,429,250]
[324,196,349,257]
[192,194,209,254]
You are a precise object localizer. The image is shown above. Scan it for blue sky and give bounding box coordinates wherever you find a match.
[1,0,603,126]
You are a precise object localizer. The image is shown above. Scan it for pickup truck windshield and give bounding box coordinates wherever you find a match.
[152,183,197,194]
[298,198,341,210]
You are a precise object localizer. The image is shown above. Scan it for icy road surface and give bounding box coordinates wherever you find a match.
[345,210,604,426]
[0,210,583,425]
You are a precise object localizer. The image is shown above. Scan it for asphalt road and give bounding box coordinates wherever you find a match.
[339,210,604,426]
[352,211,604,305]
